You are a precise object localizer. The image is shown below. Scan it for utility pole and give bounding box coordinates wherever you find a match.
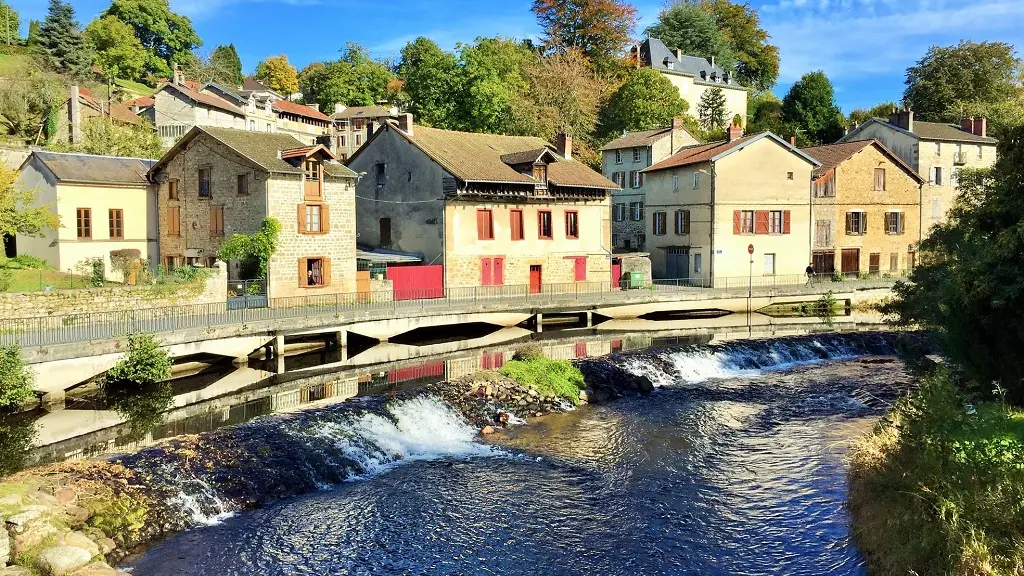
[4,4,9,47]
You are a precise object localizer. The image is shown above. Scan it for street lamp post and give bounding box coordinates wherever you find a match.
[747,243,754,315]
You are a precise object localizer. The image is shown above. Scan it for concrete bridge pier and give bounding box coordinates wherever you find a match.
[535,313,543,333]
[585,311,593,328]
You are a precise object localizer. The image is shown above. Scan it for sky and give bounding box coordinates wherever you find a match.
[7,0,1024,113]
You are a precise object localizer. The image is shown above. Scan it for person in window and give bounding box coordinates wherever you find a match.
[805,263,815,286]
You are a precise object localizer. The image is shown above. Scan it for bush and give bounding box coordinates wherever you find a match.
[499,357,585,405]
[0,255,47,270]
[0,346,35,408]
[0,269,11,292]
[106,333,172,385]
[512,343,544,361]
[75,257,105,287]
[105,380,173,439]
[0,420,37,476]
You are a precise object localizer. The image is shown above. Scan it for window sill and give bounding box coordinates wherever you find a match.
[566,235,579,240]
[538,236,553,241]
[300,284,331,289]
[299,230,329,236]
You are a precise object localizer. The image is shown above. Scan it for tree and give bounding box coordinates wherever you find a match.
[398,37,462,129]
[904,41,1023,133]
[697,0,780,91]
[599,67,689,138]
[36,0,92,77]
[0,345,34,409]
[747,91,784,134]
[456,37,537,134]
[209,44,243,86]
[0,1,18,46]
[782,70,845,144]
[27,20,41,46]
[697,87,728,131]
[524,48,608,146]
[338,42,394,106]
[532,0,637,69]
[299,43,394,112]
[84,15,146,81]
[104,332,173,438]
[0,163,60,239]
[255,55,299,96]
[102,0,202,79]
[0,63,65,141]
[848,101,898,125]
[645,2,736,72]
[881,125,1024,403]
[48,117,163,159]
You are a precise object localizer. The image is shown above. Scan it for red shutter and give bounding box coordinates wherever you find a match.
[476,210,485,240]
[755,210,769,234]
[783,210,792,234]
[494,257,504,285]
[480,257,492,286]
[574,257,587,281]
[733,211,741,234]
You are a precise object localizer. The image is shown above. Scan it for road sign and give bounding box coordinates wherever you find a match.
[747,244,754,255]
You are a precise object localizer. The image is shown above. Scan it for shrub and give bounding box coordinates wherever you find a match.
[0,269,11,292]
[0,255,47,270]
[0,420,37,475]
[75,257,105,287]
[110,249,142,284]
[512,343,544,361]
[0,346,35,408]
[499,357,585,405]
[106,333,172,385]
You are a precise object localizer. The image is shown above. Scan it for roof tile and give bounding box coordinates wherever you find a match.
[29,151,155,185]
[273,99,331,122]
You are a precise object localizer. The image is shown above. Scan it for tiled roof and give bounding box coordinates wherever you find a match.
[332,105,396,120]
[77,87,143,125]
[395,125,617,189]
[801,139,925,182]
[273,99,331,122]
[202,82,248,105]
[28,151,155,185]
[125,96,154,108]
[645,132,819,173]
[161,83,243,116]
[499,148,551,165]
[637,38,745,89]
[280,144,336,161]
[600,128,672,151]
[912,120,998,144]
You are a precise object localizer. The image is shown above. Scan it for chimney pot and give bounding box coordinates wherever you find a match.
[556,133,573,159]
[789,135,796,146]
[710,56,715,69]
[398,112,414,136]
[727,121,743,142]
[961,116,974,133]
[672,116,684,131]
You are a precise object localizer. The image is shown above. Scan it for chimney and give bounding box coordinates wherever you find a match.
[389,105,399,116]
[556,133,573,159]
[710,56,715,70]
[172,63,183,86]
[888,109,914,132]
[727,121,743,142]
[671,117,685,153]
[68,86,82,145]
[974,117,987,138]
[308,103,319,112]
[334,103,346,114]
[398,112,414,136]
[366,120,375,136]
[675,48,683,60]
[789,135,796,146]
[847,121,858,136]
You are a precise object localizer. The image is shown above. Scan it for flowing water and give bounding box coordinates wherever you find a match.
[122,332,914,575]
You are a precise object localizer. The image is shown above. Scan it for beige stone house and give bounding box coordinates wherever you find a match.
[801,140,925,276]
[840,111,997,231]
[331,104,399,160]
[642,126,820,281]
[148,127,359,298]
[348,115,621,291]
[600,118,700,251]
[631,38,748,128]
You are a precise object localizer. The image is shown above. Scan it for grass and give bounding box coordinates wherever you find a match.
[848,368,1024,575]
[114,77,156,98]
[0,52,31,76]
[3,268,111,292]
[498,357,585,405]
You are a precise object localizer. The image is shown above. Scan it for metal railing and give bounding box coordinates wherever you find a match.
[0,275,901,348]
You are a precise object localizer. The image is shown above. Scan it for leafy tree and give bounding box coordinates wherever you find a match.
[48,117,163,159]
[904,41,1023,134]
[0,345,34,408]
[397,37,462,129]
[456,37,537,134]
[339,42,394,106]
[84,15,146,81]
[697,87,728,131]
[524,48,607,147]
[37,0,92,77]
[209,44,242,86]
[599,67,689,138]
[106,332,171,385]
[0,63,65,140]
[299,44,394,112]
[848,101,898,125]
[881,125,1024,404]
[645,2,736,72]
[0,163,60,239]
[747,91,784,134]
[102,0,201,79]
[781,70,845,144]
[532,0,637,69]
[27,20,41,46]
[697,0,779,91]
[255,54,299,95]
[0,1,18,45]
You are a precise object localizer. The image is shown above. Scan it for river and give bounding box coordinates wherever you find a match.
[120,331,912,575]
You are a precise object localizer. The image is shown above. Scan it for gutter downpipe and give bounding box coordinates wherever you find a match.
[709,162,716,288]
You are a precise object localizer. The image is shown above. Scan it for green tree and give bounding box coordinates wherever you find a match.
[456,37,537,134]
[645,2,736,72]
[209,44,242,86]
[84,15,146,81]
[848,101,898,125]
[37,0,92,77]
[0,163,61,238]
[102,0,202,79]
[255,54,299,95]
[397,37,462,129]
[219,217,281,279]
[599,67,689,138]
[0,345,34,408]
[524,48,608,148]
[881,125,1024,404]
[299,44,393,112]
[107,332,171,385]
[697,86,728,131]
[48,117,163,159]
[339,42,394,106]
[104,332,173,438]
[27,20,41,46]
[532,0,637,70]
[782,70,845,144]
[903,41,1023,135]
[0,1,18,45]
[697,0,780,91]
[0,63,65,140]
[747,91,784,134]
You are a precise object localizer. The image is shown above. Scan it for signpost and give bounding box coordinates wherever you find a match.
[747,244,754,317]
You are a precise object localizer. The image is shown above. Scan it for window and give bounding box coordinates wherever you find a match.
[477,209,494,240]
[612,233,621,247]
[510,209,524,240]
[931,166,943,185]
[934,142,941,156]
[735,210,754,234]
[249,120,255,131]
[977,145,983,159]
[846,211,867,235]
[693,253,702,275]
[565,211,579,239]
[611,171,623,187]
[237,174,249,196]
[613,203,626,222]
[636,233,646,250]
[763,253,776,275]
[674,209,690,234]
[874,168,886,191]
[630,202,644,221]
[108,209,123,239]
[632,148,642,163]
[884,212,905,235]
[693,171,700,189]
[300,257,329,287]
[210,206,225,237]
[167,206,180,236]
[198,167,212,198]
[768,210,783,234]
[955,143,962,162]
[339,135,347,148]
[614,150,622,164]
[538,210,553,239]
[354,133,362,146]
[307,204,323,233]
[379,217,391,246]
[375,162,387,186]
[353,119,363,130]
[168,179,179,200]
[76,208,91,239]
[815,219,834,247]
[787,171,794,180]
[652,211,667,235]
[533,165,547,184]
[890,253,899,272]
[814,177,835,197]
[672,175,679,192]
[337,119,349,130]
[630,170,643,189]
[266,123,271,132]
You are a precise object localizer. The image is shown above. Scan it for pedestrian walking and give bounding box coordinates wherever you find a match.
[805,263,815,286]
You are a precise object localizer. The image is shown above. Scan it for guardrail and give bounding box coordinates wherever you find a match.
[0,274,902,348]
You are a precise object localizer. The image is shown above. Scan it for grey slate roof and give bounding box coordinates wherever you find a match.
[637,38,745,89]
[912,120,998,144]
[331,105,396,120]
[27,151,155,185]
[600,128,671,151]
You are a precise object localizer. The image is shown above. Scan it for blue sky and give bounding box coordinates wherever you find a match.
[8,0,1024,112]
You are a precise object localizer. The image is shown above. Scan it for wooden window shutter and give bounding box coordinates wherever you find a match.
[297,203,307,232]
[323,257,331,286]
[298,258,307,287]
[733,211,741,234]
[884,212,891,232]
[754,210,769,234]
[322,204,330,233]
[684,210,691,233]
[846,213,854,234]
[209,207,216,233]
[480,258,492,286]
[783,210,791,234]
[494,257,504,285]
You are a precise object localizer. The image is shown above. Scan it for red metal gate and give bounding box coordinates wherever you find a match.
[386,264,444,300]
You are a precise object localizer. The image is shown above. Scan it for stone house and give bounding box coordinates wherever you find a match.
[152,80,246,147]
[642,126,820,281]
[330,104,399,160]
[801,140,925,276]
[53,86,145,147]
[147,126,359,298]
[600,118,700,251]
[14,151,157,281]
[840,110,997,232]
[348,115,621,291]
[630,38,748,128]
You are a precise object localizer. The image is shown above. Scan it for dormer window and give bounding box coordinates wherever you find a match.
[304,159,322,200]
[534,164,548,184]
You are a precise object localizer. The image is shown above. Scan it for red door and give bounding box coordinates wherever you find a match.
[529,265,542,294]
[611,258,622,289]
[493,257,504,285]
